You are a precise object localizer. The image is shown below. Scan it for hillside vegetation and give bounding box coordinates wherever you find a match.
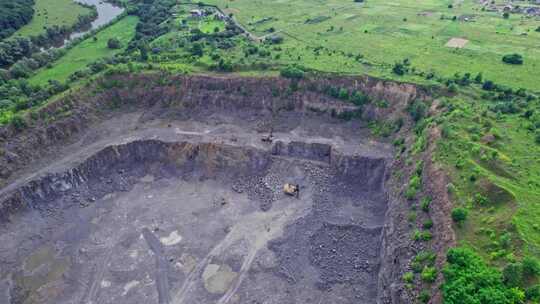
[30,16,138,85]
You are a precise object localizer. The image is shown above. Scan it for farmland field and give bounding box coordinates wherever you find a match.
[205,0,540,91]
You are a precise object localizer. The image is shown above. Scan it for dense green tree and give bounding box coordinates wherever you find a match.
[107,38,122,49]
[443,247,525,304]
[451,208,468,224]
[0,0,35,39]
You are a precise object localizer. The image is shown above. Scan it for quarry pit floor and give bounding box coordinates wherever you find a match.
[0,109,394,304]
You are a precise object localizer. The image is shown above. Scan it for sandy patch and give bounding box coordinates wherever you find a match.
[101,280,111,288]
[417,11,435,17]
[123,280,140,296]
[445,37,469,48]
[202,264,238,294]
[160,230,183,246]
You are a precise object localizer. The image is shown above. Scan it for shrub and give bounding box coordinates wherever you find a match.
[392,62,406,75]
[525,285,540,302]
[423,219,433,229]
[421,197,431,212]
[418,290,431,303]
[107,38,122,49]
[338,88,349,100]
[413,230,432,241]
[10,115,26,130]
[189,42,204,57]
[522,257,540,278]
[500,233,511,249]
[265,34,283,44]
[451,208,468,224]
[0,99,14,109]
[474,72,483,83]
[447,183,456,194]
[408,211,417,223]
[503,263,523,287]
[350,91,369,105]
[441,122,452,138]
[409,175,421,189]
[421,231,432,241]
[474,193,489,205]
[408,100,427,122]
[502,53,523,65]
[421,266,437,283]
[412,251,436,273]
[482,80,496,91]
[417,251,437,265]
[403,271,414,283]
[405,186,418,200]
[280,65,305,79]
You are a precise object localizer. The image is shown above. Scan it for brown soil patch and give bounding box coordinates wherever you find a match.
[445,37,469,48]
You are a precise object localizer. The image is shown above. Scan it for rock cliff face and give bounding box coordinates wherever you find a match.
[0,73,450,304]
[0,140,266,220]
[0,74,429,185]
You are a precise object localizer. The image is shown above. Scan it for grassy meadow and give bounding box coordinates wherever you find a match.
[11,0,94,39]
[434,90,540,261]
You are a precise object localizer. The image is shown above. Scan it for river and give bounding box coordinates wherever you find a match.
[66,0,124,43]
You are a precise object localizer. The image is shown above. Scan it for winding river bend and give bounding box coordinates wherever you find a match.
[65,0,124,44]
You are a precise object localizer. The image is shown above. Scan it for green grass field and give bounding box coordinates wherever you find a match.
[30,16,138,85]
[11,0,93,39]
[205,0,540,91]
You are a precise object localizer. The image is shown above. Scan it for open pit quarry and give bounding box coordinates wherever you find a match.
[0,75,446,304]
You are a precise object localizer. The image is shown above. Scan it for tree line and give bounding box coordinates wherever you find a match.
[0,5,97,68]
[0,0,35,40]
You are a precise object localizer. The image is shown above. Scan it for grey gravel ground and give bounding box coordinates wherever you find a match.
[0,110,392,304]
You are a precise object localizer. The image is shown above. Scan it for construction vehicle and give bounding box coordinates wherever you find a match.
[261,128,274,143]
[283,183,300,198]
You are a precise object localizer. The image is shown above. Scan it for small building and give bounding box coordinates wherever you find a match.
[190,9,204,18]
[214,11,226,20]
[525,7,540,16]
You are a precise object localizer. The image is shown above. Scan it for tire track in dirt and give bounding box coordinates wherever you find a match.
[172,197,312,304]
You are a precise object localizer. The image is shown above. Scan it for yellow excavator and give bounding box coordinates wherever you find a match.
[283,183,300,198]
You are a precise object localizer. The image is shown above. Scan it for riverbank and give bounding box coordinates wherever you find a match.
[30,16,138,85]
[10,0,95,40]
